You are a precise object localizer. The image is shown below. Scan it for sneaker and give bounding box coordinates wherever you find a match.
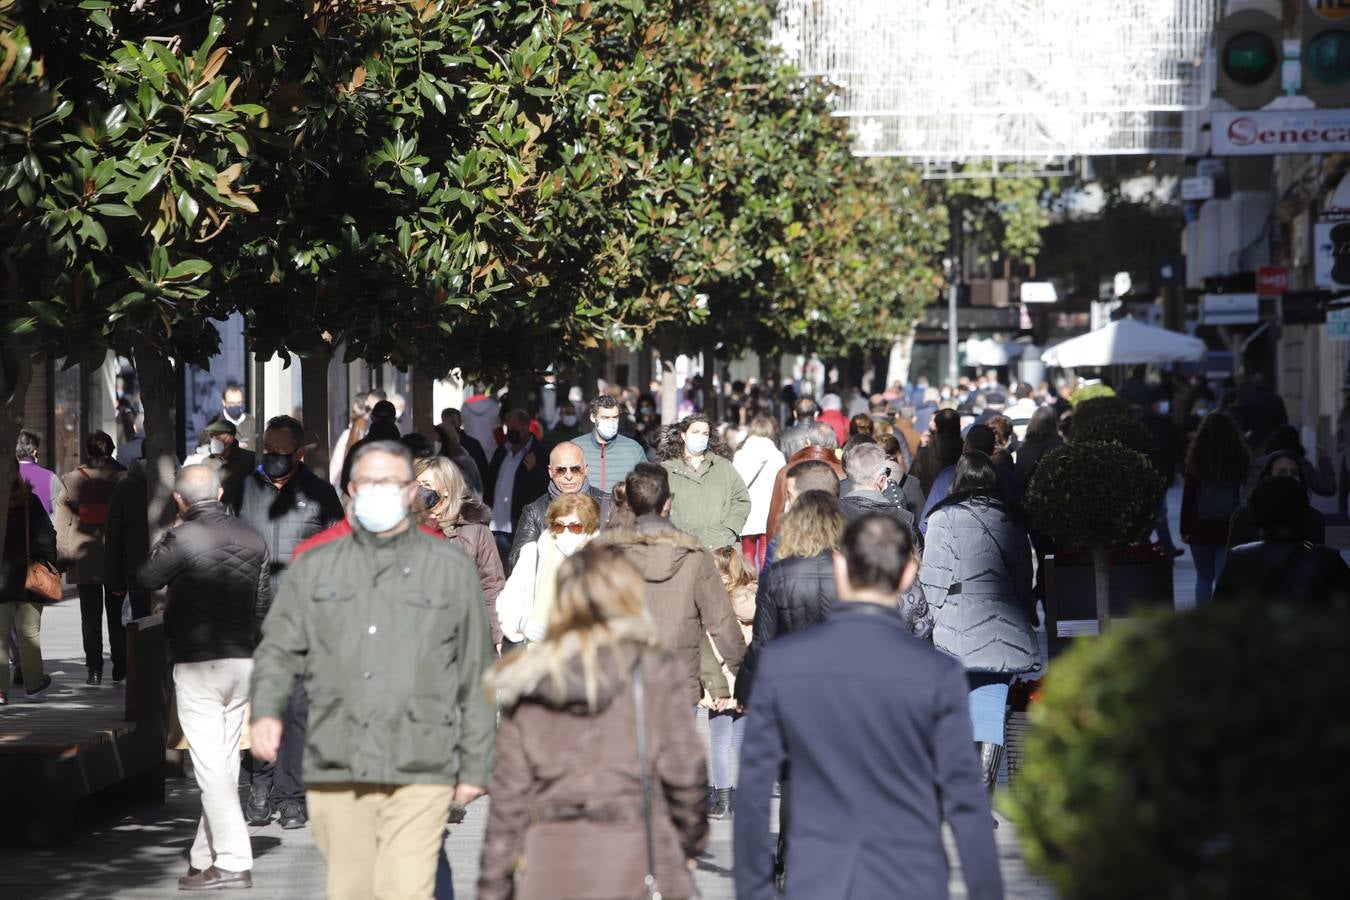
[25,674,53,702]
[244,786,273,826]
[177,866,252,891]
[277,800,307,830]
[0,690,8,705]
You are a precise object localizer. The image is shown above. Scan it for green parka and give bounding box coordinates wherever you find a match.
[250,521,496,788]
[662,456,750,550]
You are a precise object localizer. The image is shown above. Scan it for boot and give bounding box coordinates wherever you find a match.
[975,741,1004,828]
[709,787,733,820]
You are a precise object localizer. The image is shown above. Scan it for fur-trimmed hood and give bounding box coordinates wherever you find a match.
[485,615,659,712]
[598,515,705,583]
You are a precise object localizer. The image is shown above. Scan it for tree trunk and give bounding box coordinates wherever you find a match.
[1092,545,1111,634]
[135,342,179,553]
[702,343,719,420]
[411,367,435,443]
[0,349,35,553]
[300,350,332,482]
[657,336,678,425]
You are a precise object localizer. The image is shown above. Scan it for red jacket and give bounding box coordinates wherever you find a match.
[292,518,444,560]
[818,409,849,446]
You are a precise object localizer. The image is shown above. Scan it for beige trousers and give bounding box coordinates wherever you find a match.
[308,782,454,900]
[174,658,254,873]
[0,600,43,694]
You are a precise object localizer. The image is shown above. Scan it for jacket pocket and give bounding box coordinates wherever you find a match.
[305,690,351,771]
[311,582,353,656]
[394,696,459,775]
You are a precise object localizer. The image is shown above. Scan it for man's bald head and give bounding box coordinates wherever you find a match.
[174,465,222,509]
[549,441,588,493]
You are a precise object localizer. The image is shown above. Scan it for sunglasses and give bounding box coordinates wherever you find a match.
[551,465,585,475]
[550,522,587,535]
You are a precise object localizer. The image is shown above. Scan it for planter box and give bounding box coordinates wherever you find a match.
[1044,554,1173,653]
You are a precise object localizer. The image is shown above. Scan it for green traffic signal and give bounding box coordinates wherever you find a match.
[1222,31,1278,86]
[1307,30,1350,86]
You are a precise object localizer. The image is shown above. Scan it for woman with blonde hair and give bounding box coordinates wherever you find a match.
[413,456,504,648]
[496,493,602,647]
[478,545,708,900]
[734,490,844,706]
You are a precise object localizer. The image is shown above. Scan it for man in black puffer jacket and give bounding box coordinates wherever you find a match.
[138,465,270,891]
[506,441,608,572]
[233,415,344,830]
[840,442,922,553]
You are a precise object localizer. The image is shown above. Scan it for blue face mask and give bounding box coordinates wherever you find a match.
[685,433,709,455]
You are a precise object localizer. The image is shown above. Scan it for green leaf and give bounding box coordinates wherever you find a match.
[126,164,165,202]
[164,259,212,281]
[177,192,200,227]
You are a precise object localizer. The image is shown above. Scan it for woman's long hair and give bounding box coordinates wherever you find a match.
[1024,406,1060,443]
[1185,412,1250,485]
[656,414,733,462]
[414,456,467,527]
[713,545,757,591]
[490,544,651,712]
[776,490,845,560]
[950,451,1004,502]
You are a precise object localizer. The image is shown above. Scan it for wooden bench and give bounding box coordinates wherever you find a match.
[0,614,169,845]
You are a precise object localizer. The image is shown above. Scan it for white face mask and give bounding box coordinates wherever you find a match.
[209,438,226,456]
[560,414,577,427]
[596,419,619,440]
[555,531,590,556]
[685,433,709,455]
[353,485,409,534]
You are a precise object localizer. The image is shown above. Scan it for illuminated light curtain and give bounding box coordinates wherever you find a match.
[775,0,1219,162]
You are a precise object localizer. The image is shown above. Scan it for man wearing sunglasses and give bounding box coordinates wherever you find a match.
[506,442,608,572]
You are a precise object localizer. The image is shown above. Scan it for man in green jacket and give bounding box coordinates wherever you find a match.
[250,440,495,900]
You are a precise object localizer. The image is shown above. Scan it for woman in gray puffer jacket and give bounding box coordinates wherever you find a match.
[920,450,1040,804]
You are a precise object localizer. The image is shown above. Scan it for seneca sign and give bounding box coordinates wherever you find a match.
[1212,110,1350,156]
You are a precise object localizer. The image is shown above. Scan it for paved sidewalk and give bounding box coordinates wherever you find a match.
[0,574,1056,899]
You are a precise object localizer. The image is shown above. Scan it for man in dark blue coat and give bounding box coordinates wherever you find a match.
[734,513,1002,900]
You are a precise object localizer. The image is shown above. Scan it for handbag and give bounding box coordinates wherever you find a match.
[24,499,62,603]
[632,655,663,900]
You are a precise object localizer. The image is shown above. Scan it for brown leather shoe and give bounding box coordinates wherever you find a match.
[177,866,252,890]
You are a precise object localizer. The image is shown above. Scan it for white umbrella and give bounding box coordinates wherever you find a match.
[1040,318,1206,368]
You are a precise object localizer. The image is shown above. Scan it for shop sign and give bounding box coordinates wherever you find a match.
[1201,293,1260,325]
[1314,221,1350,289]
[1257,266,1289,298]
[1212,109,1350,156]
[1327,306,1350,340]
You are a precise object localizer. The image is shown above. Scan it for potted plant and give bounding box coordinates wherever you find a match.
[1007,602,1350,898]
[1025,440,1164,634]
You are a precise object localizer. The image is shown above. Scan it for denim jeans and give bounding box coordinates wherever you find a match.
[967,673,1012,745]
[708,709,745,789]
[1191,543,1227,605]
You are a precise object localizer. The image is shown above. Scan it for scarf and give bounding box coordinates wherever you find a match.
[547,478,594,499]
[530,531,568,630]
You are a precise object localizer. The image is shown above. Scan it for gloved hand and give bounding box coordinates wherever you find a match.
[521,615,547,643]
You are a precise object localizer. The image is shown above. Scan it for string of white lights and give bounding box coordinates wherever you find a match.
[774,0,1219,163]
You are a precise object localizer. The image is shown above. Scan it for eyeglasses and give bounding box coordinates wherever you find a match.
[551,465,585,476]
[351,478,412,490]
[550,522,587,534]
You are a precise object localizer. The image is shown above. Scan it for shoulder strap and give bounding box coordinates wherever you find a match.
[632,655,663,900]
[744,458,769,490]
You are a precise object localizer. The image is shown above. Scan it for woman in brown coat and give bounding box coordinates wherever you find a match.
[54,431,126,685]
[478,545,709,900]
[413,455,505,649]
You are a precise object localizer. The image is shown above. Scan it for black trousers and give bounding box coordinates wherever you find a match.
[79,583,126,679]
[250,678,308,804]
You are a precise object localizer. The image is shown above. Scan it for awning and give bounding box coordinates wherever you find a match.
[1040,318,1205,368]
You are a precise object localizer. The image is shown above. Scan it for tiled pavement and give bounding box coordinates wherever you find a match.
[2,479,1249,898]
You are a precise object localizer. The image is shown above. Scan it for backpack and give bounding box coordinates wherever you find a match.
[1196,481,1240,523]
[76,467,115,526]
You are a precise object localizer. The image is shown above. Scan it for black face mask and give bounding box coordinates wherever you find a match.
[506,429,524,445]
[416,485,442,509]
[262,453,297,480]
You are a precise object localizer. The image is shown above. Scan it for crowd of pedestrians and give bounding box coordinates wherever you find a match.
[3,364,1348,898]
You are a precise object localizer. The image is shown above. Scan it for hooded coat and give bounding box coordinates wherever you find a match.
[478,623,708,900]
[919,496,1040,675]
[599,516,747,703]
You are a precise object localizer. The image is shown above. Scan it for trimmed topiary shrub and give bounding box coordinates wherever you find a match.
[1069,383,1116,407]
[1008,602,1350,899]
[1069,397,1150,453]
[1025,441,1164,629]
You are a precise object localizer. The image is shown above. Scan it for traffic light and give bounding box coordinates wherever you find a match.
[1215,10,1283,110]
[1304,2,1350,107]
